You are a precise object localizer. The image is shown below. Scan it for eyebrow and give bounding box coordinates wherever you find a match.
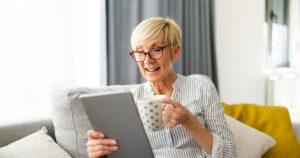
[136,42,164,50]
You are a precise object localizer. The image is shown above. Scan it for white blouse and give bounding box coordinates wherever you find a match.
[131,74,236,158]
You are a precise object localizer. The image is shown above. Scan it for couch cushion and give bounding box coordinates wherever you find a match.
[51,85,137,158]
[0,127,71,158]
[0,118,54,147]
[223,103,300,158]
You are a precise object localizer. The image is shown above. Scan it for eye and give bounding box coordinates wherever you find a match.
[152,47,162,52]
[132,51,144,57]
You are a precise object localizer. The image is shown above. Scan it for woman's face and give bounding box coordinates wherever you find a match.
[134,38,179,83]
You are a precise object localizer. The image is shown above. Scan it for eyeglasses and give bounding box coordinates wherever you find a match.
[129,44,170,62]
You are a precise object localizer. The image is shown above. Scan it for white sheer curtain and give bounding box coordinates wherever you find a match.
[0,0,106,123]
[289,0,300,72]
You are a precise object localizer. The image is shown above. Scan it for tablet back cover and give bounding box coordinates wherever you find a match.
[80,91,154,158]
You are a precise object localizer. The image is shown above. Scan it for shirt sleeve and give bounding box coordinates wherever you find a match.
[202,80,237,158]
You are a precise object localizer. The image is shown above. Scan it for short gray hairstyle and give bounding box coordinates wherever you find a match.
[130,17,182,54]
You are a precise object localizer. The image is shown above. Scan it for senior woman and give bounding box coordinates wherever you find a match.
[87,17,236,158]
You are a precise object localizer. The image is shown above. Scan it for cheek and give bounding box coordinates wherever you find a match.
[137,62,143,68]
[137,63,146,73]
[160,58,173,70]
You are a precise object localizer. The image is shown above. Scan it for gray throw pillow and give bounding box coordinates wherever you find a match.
[0,127,71,158]
[51,85,137,158]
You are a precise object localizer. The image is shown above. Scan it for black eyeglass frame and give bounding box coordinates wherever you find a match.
[129,44,171,62]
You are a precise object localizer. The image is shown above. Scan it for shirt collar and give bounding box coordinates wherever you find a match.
[145,74,184,95]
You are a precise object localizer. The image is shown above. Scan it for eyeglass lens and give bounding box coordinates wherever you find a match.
[133,47,163,61]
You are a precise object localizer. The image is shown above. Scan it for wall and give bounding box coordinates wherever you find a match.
[215,0,266,104]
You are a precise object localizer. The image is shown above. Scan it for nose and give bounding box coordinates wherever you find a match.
[144,53,155,63]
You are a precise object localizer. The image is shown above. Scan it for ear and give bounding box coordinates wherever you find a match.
[173,45,181,61]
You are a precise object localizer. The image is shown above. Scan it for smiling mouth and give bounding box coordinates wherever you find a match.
[145,67,160,72]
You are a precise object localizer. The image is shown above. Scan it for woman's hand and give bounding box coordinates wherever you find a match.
[161,98,213,153]
[161,98,194,128]
[86,130,118,158]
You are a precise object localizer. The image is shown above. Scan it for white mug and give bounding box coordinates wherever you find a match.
[137,95,166,132]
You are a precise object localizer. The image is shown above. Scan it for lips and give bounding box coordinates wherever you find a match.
[145,67,160,72]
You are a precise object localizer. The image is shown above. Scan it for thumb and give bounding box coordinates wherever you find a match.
[161,98,179,108]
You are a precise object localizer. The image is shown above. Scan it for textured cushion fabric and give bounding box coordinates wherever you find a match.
[225,115,275,158]
[0,127,71,158]
[0,118,54,148]
[51,85,137,158]
[223,103,300,158]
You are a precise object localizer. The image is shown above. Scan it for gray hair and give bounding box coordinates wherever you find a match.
[130,17,182,54]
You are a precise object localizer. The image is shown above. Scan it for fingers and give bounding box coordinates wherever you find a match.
[88,150,111,158]
[87,142,118,152]
[87,141,118,158]
[87,138,117,147]
[162,116,177,128]
[161,98,179,127]
[161,98,180,108]
[86,130,118,158]
[161,99,193,127]
[87,130,105,140]
[162,105,178,127]
[88,148,116,158]
[163,104,175,111]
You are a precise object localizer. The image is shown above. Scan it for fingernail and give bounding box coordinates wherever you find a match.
[99,133,104,137]
[113,146,118,150]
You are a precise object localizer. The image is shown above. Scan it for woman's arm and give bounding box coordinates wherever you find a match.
[161,81,236,158]
[182,114,214,153]
[201,81,237,157]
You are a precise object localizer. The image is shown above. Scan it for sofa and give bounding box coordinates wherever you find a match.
[1,75,300,158]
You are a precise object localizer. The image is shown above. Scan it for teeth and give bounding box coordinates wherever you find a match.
[146,67,159,72]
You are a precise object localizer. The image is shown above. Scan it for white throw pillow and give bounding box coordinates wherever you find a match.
[0,127,71,158]
[225,115,276,158]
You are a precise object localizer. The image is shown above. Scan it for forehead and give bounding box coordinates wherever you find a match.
[135,38,165,50]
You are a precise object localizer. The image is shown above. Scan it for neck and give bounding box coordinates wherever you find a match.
[150,72,177,97]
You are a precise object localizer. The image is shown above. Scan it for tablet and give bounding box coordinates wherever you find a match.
[79,91,155,158]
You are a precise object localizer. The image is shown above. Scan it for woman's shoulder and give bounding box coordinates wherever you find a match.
[129,82,149,100]
[129,83,146,93]
[186,74,211,81]
[181,74,214,86]
[176,74,217,95]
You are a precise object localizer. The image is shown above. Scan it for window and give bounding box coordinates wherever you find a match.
[288,0,300,70]
[265,0,289,67]
[265,0,300,120]
[0,0,106,123]
[265,0,300,71]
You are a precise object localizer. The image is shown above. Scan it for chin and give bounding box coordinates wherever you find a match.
[144,75,159,82]
[143,72,162,82]
[145,77,160,82]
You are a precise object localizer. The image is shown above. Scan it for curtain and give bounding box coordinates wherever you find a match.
[106,0,218,88]
[0,0,104,122]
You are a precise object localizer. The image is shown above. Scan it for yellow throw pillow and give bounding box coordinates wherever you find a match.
[222,103,300,158]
